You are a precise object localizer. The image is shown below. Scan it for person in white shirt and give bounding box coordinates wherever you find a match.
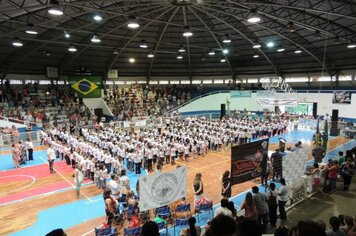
[278,178,289,220]
[109,174,120,200]
[74,165,84,198]
[25,138,34,161]
[46,144,56,174]
[214,198,233,218]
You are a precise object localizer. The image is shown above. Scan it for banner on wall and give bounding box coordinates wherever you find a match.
[282,148,308,186]
[332,91,351,104]
[68,76,102,98]
[139,166,187,212]
[231,139,269,185]
[230,91,252,98]
[257,98,298,106]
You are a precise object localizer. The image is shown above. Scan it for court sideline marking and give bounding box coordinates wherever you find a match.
[39,156,93,203]
[0,175,36,196]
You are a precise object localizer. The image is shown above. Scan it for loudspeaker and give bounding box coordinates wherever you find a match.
[330,109,339,136]
[312,103,318,119]
[220,104,226,119]
[94,108,103,122]
[332,109,338,121]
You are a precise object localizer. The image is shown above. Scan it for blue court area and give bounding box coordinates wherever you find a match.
[0,150,48,172]
[10,169,143,236]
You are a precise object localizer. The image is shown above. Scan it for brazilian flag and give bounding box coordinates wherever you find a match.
[68,76,102,98]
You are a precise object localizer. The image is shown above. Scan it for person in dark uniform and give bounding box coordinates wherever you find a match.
[260,151,269,186]
[271,149,283,181]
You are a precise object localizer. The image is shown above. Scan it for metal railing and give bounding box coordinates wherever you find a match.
[0,131,41,148]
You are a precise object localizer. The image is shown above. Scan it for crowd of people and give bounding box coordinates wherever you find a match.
[103,84,191,120]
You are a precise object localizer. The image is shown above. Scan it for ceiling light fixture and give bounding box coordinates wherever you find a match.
[129,58,135,63]
[91,34,101,43]
[201,56,206,61]
[127,15,139,29]
[177,53,183,59]
[182,25,193,37]
[147,51,154,58]
[64,31,70,38]
[247,9,261,23]
[25,23,38,35]
[266,41,274,47]
[12,38,23,47]
[347,42,356,48]
[294,49,302,54]
[139,40,148,48]
[48,0,63,16]
[68,44,77,52]
[208,49,215,56]
[222,34,231,44]
[43,51,51,56]
[286,22,296,33]
[277,48,285,52]
[178,45,186,53]
[220,58,226,63]
[253,53,259,58]
[113,48,119,55]
[93,14,103,21]
[253,42,261,49]
[222,49,229,54]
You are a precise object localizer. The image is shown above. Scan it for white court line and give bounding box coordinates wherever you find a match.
[0,175,36,196]
[39,156,93,202]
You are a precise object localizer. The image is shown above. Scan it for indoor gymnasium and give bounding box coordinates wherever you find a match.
[0,0,356,236]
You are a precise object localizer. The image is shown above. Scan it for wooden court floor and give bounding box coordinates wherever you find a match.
[0,136,349,236]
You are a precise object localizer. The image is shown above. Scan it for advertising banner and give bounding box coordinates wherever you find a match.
[230,91,252,98]
[231,139,269,185]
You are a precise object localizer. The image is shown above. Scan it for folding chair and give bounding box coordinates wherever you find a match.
[173,218,189,236]
[123,226,141,236]
[156,206,173,225]
[196,203,213,222]
[95,227,118,236]
[174,203,191,218]
[157,221,168,236]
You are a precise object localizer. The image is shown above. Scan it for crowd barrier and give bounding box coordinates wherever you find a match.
[0,131,41,149]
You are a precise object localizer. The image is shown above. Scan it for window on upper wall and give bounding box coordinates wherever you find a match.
[214,79,224,84]
[159,80,169,85]
[105,81,114,85]
[225,79,233,84]
[202,80,212,84]
[125,81,134,85]
[318,76,332,82]
[57,80,65,85]
[192,80,201,84]
[149,81,158,85]
[248,79,258,83]
[136,81,146,84]
[181,80,190,84]
[285,77,309,82]
[39,80,51,85]
[338,75,352,81]
[259,78,270,83]
[9,80,23,84]
[170,80,180,84]
[242,79,247,83]
[115,81,125,85]
[25,80,37,84]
